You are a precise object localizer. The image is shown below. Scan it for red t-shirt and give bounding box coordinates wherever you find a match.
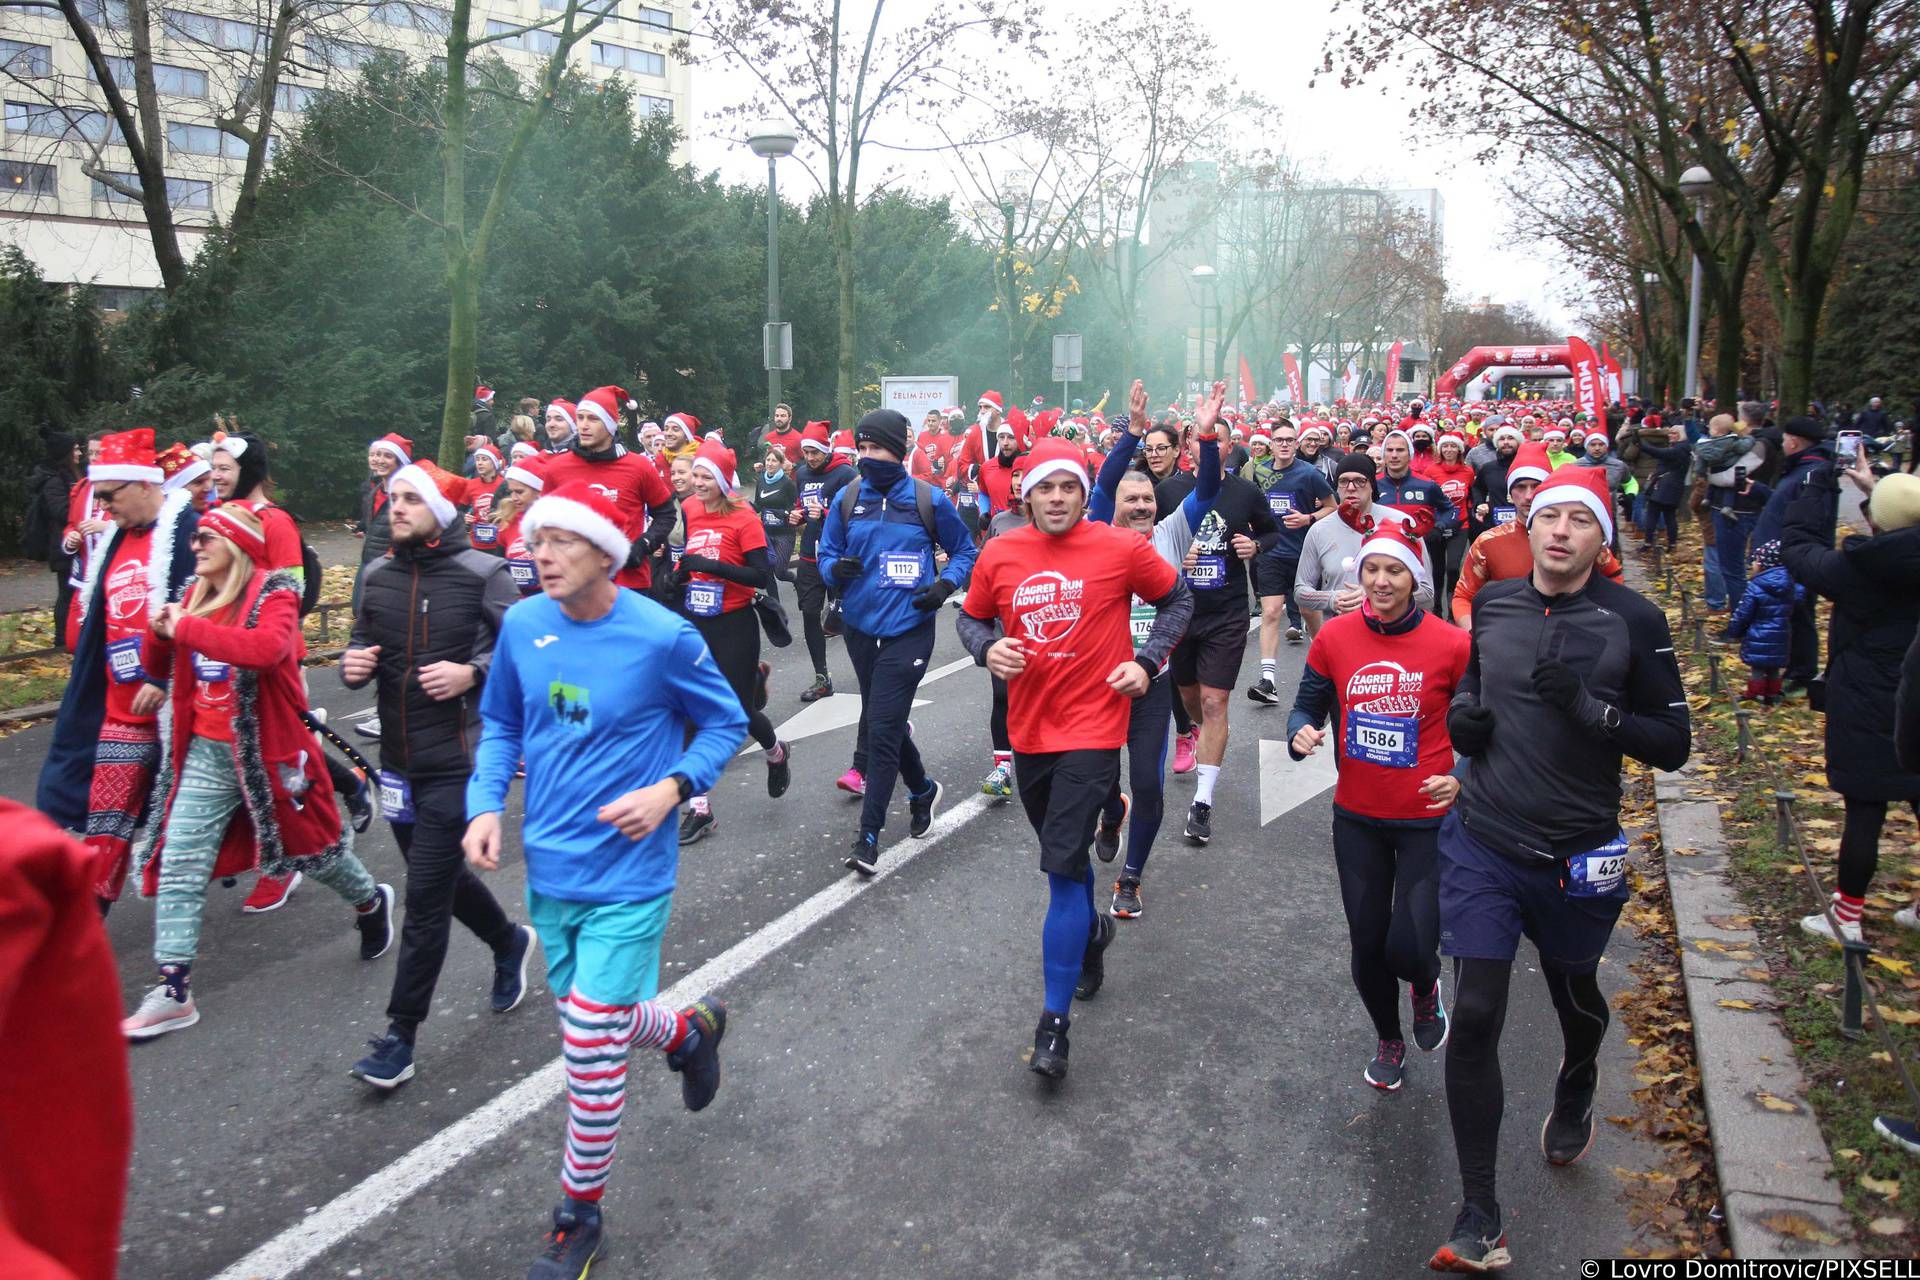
[100,529,158,723]
[1303,609,1471,821]
[539,451,672,589]
[188,604,242,742]
[681,497,769,616]
[763,427,804,462]
[963,520,1179,753]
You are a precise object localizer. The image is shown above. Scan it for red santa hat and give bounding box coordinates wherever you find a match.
[1356,520,1426,579]
[832,430,856,458]
[1505,442,1553,487]
[800,421,832,454]
[156,441,210,490]
[663,411,701,438]
[1248,429,1272,446]
[547,399,578,431]
[693,438,738,493]
[196,504,269,564]
[504,458,546,492]
[387,463,458,531]
[576,387,633,435]
[1527,464,1615,542]
[370,433,414,467]
[1438,431,1466,453]
[509,441,539,462]
[524,481,631,574]
[476,385,494,404]
[1018,437,1090,499]
[90,428,162,484]
[472,443,503,472]
[977,390,1004,413]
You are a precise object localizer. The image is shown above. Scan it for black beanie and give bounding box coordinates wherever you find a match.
[854,409,910,460]
[1335,452,1376,484]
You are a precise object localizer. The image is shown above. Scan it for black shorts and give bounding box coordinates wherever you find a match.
[795,557,827,615]
[1169,607,1250,690]
[1252,554,1300,600]
[1437,811,1627,974]
[1014,748,1121,878]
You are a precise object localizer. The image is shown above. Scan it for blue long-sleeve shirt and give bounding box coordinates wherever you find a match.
[1091,430,1221,530]
[817,471,978,638]
[467,590,748,904]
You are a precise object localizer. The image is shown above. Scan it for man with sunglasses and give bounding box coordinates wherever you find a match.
[37,428,200,909]
[1243,419,1336,704]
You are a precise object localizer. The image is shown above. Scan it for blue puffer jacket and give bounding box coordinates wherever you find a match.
[1724,563,1803,668]
[817,469,978,638]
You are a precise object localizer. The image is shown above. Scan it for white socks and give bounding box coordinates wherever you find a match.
[1195,764,1220,806]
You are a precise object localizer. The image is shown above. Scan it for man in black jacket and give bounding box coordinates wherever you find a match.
[340,463,531,1090]
[1428,464,1689,1274]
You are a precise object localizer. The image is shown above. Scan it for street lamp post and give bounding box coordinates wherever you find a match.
[1679,165,1713,403]
[748,123,798,457]
[1191,264,1216,395]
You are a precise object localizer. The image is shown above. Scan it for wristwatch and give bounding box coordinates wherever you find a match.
[670,772,694,802]
[1599,704,1622,733]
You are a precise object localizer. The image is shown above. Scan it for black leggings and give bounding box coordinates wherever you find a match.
[1642,501,1680,548]
[1332,813,1440,1041]
[1171,695,1193,736]
[693,608,777,752]
[1445,957,1609,1212]
[1837,797,1920,898]
[990,673,1011,753]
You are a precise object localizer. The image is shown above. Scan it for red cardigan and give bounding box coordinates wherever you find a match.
[138,571,347,894]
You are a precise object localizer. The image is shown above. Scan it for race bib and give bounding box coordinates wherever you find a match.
[1566,834,1629,898]
[1267,492,1295,518]
[470,522,498,546]
[764,509,783,526]
[507,559,535,589]
[106,635,145,684]
[377,769,414,823]
[801,482,824,517]
[1345,709,1418,768]
[1129,598,1157,644]
[192,652,232,683]
[684,580,724,616]
[1492,505,1517,526]
[1186,554,1227,588]
[881,552,922,590]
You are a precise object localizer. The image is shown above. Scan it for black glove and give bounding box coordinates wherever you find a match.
[1447,702,1496,756]
[1531,660,1611,731]
[831,556,865,585]
[911,578,956,612]
[624,539,648,570]
[668,562,693,588]
[679,554,720,576]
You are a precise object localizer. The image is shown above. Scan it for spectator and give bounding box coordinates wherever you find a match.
[471,386,496,445]
[1782,454,1920,943]
[1636,422,1692,553]
[1857,396,1891,439]
[1615,412,1669,534]
[1724,539,1803,705]
[1751,417,1831,691]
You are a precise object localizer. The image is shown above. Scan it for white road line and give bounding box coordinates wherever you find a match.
[1258,737,1337,827]
[208,789,999,1280]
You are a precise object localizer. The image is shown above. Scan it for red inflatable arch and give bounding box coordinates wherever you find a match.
[1435,344,1573,399]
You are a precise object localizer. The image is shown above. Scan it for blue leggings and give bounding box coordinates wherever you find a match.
[1042,869,1097,1014]
[1101,676,1172,878]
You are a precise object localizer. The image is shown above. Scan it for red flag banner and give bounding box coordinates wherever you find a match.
[1239,353,1258,406]
[1384,340,1404,400]
[1600,343,1623,405]
[1283,352,1305,405]
[1565,336,1607,426]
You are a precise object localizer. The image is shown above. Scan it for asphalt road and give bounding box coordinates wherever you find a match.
[3,588,1662,1279]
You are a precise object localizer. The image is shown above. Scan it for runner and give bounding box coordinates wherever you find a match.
[1432,465,1689,1272]
[817,409,977,873]
[538,386,677,594]
[1087,380,1220,918]
[493,454,546,594]
[755,443,797,605]
[36,428,199,910]
[977,460,1031,800]
[789,423,854,704]
[122,505,393,1039]
[1293,453,1436,638]
[670,438,790,844]
[1243,417,1335,704]
[1286,520,1469,1090]
[958,436,1193,1080]
[463,481,744,1280]
[1452,443,1624,627]
[1427,430,1478,606]
[340,462,534,1089]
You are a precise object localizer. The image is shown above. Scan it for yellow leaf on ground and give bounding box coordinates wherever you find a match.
[1755,1092,1801,1113]
[1836,1148,1863,1161]
[1874,956,1917,976]
[1869,1217,1907,1236]
[1740,967,1773,982]
[1872,1052,1893,1063]
[1862,1174,1901,1200]
[1718,999,1762,1011]
[1878,1005,1920,1026]
[1758,1210,1840,1245]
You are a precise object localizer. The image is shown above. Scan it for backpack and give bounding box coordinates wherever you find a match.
[300,541,323,616]
[837,474,940,543]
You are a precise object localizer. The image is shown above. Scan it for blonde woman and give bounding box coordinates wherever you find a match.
[122,504,394,1040]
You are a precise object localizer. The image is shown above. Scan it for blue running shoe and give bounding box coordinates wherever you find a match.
[350,1032,415,1090]
[526,1199,602,1280]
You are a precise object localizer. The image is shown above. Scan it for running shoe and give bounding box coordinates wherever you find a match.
[344,778,374,833]
[1800,910,1863,946]
[846,832,880,876]
[242,870,301,914]
[1876,1114,1920,1156]
[527,1199,603,1280]
[980,762,1013,797]
[678,805,716,845]
[1093,795,1129,864]
[908,779,943,838]
[1111,876,1144,919]
[800,675,834,703]
[352,715,381,740]
[665,996,727,1111]
[492,924,535,1014]
[356,883,395,961]
[1411,978,1450,1052]
[1364,1038,1406,1091]
[1285,625,1304,644]
[823,601,844,637]
[124,983,199,1041]
[1172,730,1197,775]
[1246,677,1280,706]
[835,768,866,797]
[1075,914,1114,1000]
[767,741,792,799]
[1541,1077,1597,1166]
[1184,800,1212,845]
[1429,1202,1510,1272]
[1029,1011,1070,1081]
[1896,906,1920,933]
[754,660,770,711]
[349,1032,415,1090]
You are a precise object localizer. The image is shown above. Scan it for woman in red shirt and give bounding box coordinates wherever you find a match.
[1286,520,1471,1091]
[121,505,393,1041]
[468,445,504,547]
[491,459,545,593]
[670,439,790,843]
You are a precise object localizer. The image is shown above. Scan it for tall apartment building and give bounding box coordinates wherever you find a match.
[1,0,691,305]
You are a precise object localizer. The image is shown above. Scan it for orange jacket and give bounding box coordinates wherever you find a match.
[1451,521,1623,626]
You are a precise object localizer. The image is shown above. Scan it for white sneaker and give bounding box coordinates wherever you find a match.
[1895,906,1920,933]
[352,715,381,740]
[124,984,200,1040]
[1801,911,1864,946]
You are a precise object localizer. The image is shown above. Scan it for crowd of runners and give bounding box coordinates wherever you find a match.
[33,377,1701,1276]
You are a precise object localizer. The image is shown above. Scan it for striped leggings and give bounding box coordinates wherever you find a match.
[155,736,377,967]
[558,992,686,1201]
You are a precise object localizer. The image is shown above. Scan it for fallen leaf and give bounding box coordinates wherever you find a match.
[1718,999,1763,1011]
[1758,1210,1840,1244]
[1869,1216,1907,1236]
[1740,967,1773,981]
[1755,1092,1801,1113]
[1872,1051,1893,1064]
[1875,956,1917,976]
[1862,1174,1901,1200]
[1836,1148,1863,1161]
[1706,913,1754,930]
[1878,1005,1920,1026]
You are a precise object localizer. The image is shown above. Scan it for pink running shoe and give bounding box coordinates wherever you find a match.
[836,768,866,796]
[1172,730,1197,775]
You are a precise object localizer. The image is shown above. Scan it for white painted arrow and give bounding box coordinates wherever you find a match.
[1259,736,1338,826]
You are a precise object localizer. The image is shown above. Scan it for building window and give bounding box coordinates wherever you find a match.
[92,170,213,208]
[637,93,671,119]
[103,57,211,98]
[591,42,663,76]
[166,120,246,158]
[370,1,450,35]
[77,0,131,28]
[486,20,560,54]
[637,6,671,30]
[241,77,324,113]
[306,35,382,70]
[5,100,120,144]
[96,284,161,312]
[163,10,264,53]
[0,39,53,78]
[0,159,57,196]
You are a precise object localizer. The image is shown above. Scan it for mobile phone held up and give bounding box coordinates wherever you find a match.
[1837,431,1864,463]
